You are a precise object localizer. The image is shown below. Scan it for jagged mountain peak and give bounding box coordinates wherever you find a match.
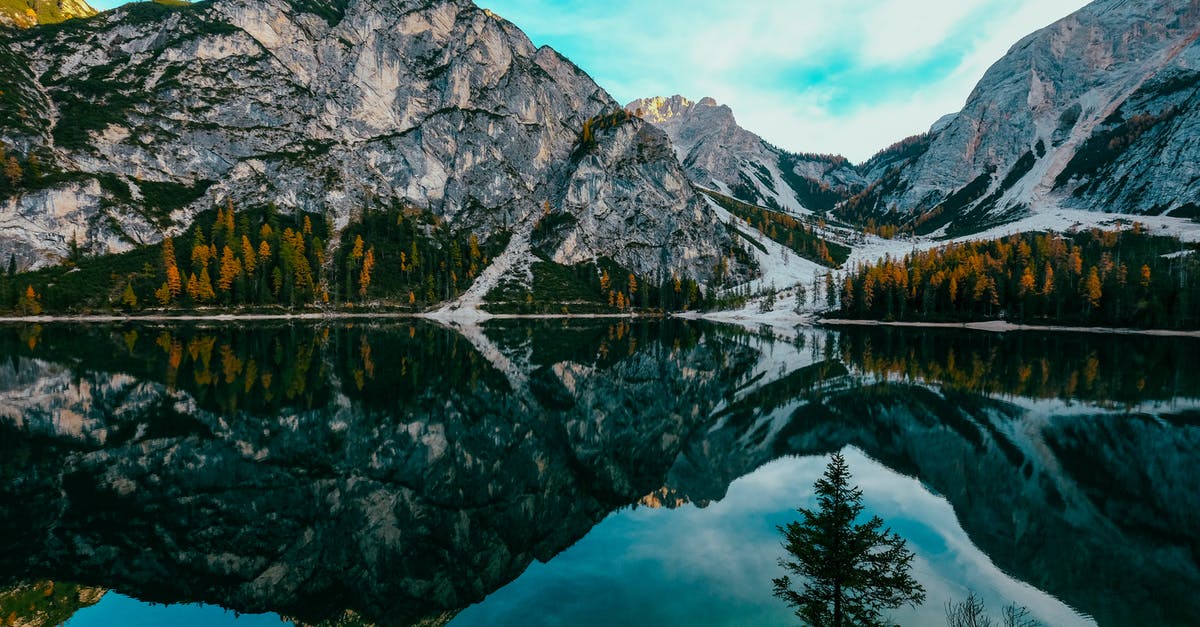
[627,95,724,124]
[0,0,740,284]
[626,94,864,215]
[840,0,1200,234]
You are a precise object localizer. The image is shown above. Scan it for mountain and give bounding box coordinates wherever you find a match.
[841,0,1200,235]
[626,95,866,215]
[0,0,739,284]
[0,0,95,29]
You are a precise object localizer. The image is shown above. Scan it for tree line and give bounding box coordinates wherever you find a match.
[834,228,1200,329]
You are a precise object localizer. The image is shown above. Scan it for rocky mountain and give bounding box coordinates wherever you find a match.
[841,0,1200,235]
[0,0,95,29]
[626,95,866,215]
[0,0,738,284]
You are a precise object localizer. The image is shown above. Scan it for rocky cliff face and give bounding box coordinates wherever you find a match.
[843,0,1200,234]
[626,95,866,215]
[0,0,736,283]
[0,0,95,29]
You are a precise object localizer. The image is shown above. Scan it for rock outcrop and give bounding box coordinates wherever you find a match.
[0,0,736,283]
[842,0,1200,234]
[627,95,865,215]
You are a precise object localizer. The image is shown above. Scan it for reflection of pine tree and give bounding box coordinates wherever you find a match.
[773,453,925,627]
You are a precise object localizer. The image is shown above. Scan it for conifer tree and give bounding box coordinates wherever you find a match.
[359,247,375,297]
[197,266,216,302]
[121,283,138,309]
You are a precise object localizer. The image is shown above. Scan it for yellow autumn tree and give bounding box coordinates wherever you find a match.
[17,285,41,315]
[196,266,216,302]
[241,235,257,274]
[218,245,242,292]
[162,236,182,298]
[155,281,172,306]
[1084,267,1102,310]
[121,283,138,309]
[186,273,200,300]
[1019,266,1036,296]
[359,247,376,297]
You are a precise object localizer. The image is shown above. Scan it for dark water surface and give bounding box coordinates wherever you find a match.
[0,320,1196,626]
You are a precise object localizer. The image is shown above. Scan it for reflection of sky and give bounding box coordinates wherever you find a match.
[64,593,288,626]
[58,449,1093,626]
[452,449,1094,627]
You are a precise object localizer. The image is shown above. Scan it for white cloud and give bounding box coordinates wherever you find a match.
[485,0,1091,162]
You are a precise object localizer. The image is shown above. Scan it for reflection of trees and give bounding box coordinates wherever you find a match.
[836,327,1199,405]
[0,322,1196,626]
[0,319,758,626]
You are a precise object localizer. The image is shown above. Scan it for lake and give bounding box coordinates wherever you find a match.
[0,320,1196,626]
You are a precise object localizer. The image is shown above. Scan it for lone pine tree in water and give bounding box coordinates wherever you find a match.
[773,452,925,626]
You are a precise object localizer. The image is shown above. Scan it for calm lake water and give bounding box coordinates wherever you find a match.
[0,320,1196,626]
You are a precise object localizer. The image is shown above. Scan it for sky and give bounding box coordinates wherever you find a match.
[87,0,1090,162]
[480,0,1091,162]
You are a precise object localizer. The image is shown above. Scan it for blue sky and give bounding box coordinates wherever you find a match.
[480,0,1090,161]
[87,0,1090,161]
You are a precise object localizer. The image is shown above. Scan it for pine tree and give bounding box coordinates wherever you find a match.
[121,283,138,309]
[241,235,257,274]
[218,245,242,293]
[186,272,200,301]
[155,281,172,306]
[162,237,182,298]
[359,247,376,297]
[773,452,925,627]
[196,266,216,302]
[17,285,41,315]
[1084,266,1103,312]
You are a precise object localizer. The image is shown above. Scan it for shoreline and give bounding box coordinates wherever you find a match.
[1,311,1198,337]
[818,318,1200,338]
[0,311,652,324]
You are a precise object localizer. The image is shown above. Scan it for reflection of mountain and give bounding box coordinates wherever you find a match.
[668,328,1200,627]
[0,322,1196,626]
[0,321,757,626]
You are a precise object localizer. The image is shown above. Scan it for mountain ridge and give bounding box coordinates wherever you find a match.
[0,0,742,287]
[837,0,1200,234]
[626,94,866,216]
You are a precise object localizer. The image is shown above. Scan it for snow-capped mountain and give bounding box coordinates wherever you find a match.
[842,0,1200,235]
[0,0,738,282]
[627,95,866,216]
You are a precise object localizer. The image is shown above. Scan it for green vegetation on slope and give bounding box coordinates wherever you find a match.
[701,188,850,267]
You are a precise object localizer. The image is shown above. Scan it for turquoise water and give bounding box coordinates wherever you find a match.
[1,321,1195,626]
